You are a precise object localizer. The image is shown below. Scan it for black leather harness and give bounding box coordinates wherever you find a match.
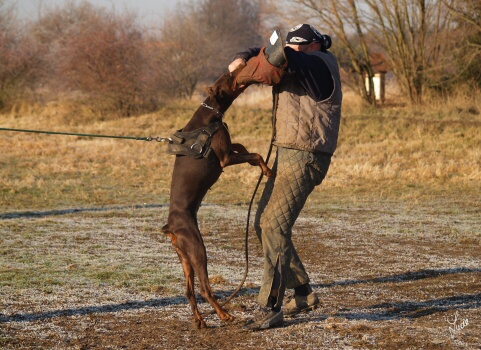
[167,121,224,159]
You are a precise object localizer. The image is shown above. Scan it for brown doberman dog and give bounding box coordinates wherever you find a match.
[161,67,274,329]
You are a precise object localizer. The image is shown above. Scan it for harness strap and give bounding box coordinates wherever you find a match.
[167,121,224,159]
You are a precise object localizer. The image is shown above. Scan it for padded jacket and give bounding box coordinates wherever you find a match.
[273,50,342,155]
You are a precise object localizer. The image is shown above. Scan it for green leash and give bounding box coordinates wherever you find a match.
[0,127,172,143]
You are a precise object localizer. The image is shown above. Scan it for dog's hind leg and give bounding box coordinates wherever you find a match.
[166,232,207,329]
[174,228,234,324]
[194,255,234,323]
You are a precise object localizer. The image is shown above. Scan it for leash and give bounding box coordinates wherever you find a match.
[217,143,274,309]
[3,124,253,316]
[0,101,222,142]
[0,127,172,143]
[2,116,276,315]
[203,94,279,316]
[201,145,273,317]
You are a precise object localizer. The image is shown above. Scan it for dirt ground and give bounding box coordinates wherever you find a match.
[1,195,480,349]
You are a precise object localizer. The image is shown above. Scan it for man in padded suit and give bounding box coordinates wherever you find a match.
[229,24,342,330]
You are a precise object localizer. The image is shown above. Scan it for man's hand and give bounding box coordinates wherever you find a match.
[228,58,246,73]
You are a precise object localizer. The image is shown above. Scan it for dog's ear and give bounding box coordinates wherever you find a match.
[205,85,222,96]
[205,86,214,95]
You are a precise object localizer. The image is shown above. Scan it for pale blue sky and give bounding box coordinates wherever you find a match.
[8,0,185,22]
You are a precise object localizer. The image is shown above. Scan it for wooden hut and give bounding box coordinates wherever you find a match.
[365,52,389,103]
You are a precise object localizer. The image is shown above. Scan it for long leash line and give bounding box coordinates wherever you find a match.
[201,143,274,317]
[205,92,279,315]
[0,127,172,143]
[0,102,220,142]
[225,142,274,304]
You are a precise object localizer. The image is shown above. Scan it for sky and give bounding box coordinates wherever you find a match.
[7,0,185,22]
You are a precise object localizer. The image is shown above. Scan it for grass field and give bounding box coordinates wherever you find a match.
[1,88,480,348]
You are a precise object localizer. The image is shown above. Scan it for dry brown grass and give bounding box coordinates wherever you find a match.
[1,88,480,212]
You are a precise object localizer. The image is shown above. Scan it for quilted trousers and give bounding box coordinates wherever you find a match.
[254,147,331,307]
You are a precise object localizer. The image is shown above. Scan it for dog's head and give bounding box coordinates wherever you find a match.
[205,68,247,108]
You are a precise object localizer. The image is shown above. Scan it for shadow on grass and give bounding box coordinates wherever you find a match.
[0,296,185,323]
[286,291,481,327]
[313,267,481,288]
[0,202,226,220]
[2,268,479,324]
[340,292,481,321]
[298,267,481,324]
[0,203,168,220]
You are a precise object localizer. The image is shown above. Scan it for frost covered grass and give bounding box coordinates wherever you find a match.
[1,199,480,349]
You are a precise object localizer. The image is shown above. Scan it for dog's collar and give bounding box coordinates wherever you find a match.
[200,103,224,117]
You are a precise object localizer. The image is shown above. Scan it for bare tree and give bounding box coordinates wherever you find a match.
[289,0,380,105]
[29,1,158,117]
[60,11,154,116]
[0,1,19,107]
[364,0,456,103]
[444,0,481,45]
[290,0,458,104]
[2,0,271,110]
[153,7,207,99]
[195,0,263,78]
[154,0,264,99]
[443,0,481,88]
[0,1,43,109]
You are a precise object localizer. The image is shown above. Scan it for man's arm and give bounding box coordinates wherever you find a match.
[284,47,334,102]
[232,47,262,62]
[229,47,262,72]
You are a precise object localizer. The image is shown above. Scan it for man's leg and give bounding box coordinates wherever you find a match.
[248,148,326,329]
[282,151,332,316]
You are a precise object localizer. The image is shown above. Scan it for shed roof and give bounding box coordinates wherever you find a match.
[370,52,389,73]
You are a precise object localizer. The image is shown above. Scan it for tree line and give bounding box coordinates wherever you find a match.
[0,0,479,117]
[0,0,264,117]
[291,0,481,105]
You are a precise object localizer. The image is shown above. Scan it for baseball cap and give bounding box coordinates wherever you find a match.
[286,24,324,45]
